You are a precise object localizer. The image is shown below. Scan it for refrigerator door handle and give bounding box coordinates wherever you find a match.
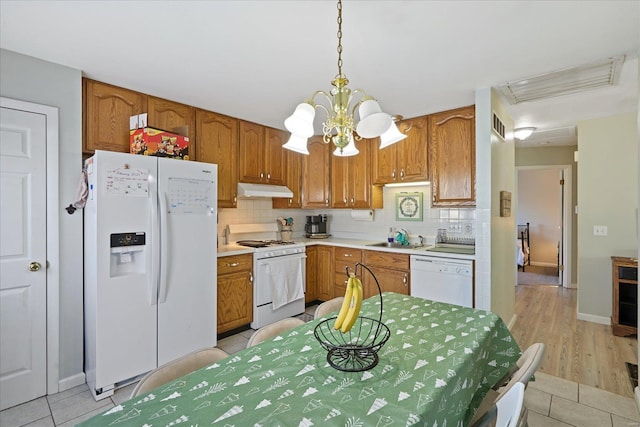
[158,191,170,304]
[149,185,160,306]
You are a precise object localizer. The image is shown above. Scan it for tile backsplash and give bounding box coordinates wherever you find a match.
[218,184,475,245]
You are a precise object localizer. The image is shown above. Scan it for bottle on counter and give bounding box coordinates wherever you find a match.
[387,227,395,243]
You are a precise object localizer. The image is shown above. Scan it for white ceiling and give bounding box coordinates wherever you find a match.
[1,1,638,148]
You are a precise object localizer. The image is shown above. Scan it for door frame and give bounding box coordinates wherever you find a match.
[515,164,573,288]
[1,97,60,394]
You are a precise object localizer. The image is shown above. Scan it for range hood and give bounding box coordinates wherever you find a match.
[237,182,293,198]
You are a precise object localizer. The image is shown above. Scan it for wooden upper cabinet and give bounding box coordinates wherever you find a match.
[264,127,286,186]
[273,147,303,209]
[196,109,239,208]
[429,105,476,207]
[238,120,265,183]
[147,96,196,159]
[331,137,382,209]
[238,122,285,185]
[372,116,428,184]
[302,136,331,208]
[83,78,147,154]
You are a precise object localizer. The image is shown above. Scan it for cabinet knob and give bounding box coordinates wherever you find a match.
[249,272,253,283]
[403,273,408,285]
[325,199,329,206]
[343,197,347,204]
[392,170,396,178]
[289,199,292,204]
[233,195,237,203]
[267,173,271,180]
[350,197,354,205]
[400,169,405,180]
[226,262,240,267]
[260,172,264,179]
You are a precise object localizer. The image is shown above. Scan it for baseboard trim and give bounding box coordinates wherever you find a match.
[577,312,610,325]
[507,313,517,330]
[58,372,86,392]
[530,261,558,268]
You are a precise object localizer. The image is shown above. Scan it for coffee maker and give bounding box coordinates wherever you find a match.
[305,214,328,237]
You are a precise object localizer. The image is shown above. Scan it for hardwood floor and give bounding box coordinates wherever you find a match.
[511,284,638,398]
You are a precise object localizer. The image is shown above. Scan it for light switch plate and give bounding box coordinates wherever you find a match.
[593,225,608,236]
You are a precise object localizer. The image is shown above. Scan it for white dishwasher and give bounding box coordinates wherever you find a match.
[410,255,474,307]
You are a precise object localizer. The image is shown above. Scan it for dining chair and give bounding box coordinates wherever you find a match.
[470,382,525,427]
[246,317,306,348]
[314,297,344,319]
[469,343,545,426]
[130,347,230,398]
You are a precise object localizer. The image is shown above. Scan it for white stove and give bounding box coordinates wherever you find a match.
[227,224,306,328]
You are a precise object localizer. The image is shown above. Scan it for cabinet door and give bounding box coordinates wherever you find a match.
[429,105,476,206]
[264,127,286,185]
[364,267,409,298]
[217,271,253,333]
[305,246,318,302]
[196,109,239,208]
[302,136,331,208]
[372,137,398,184]
[397,116,429,182]
[316,245,334,301]
[147,96,196,159]
[330,153,349,208]
[238,120,266,183]
[349,138,379,208]
[273,148,303,208]
[83,79,147,154]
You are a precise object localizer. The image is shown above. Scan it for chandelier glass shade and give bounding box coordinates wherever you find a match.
[283,0,402,156]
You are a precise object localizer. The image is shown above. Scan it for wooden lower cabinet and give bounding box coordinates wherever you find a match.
[217,254,253,334]
[305,246,318,302]
[315,246,335,301]
[362,250,410,298]
[334,247,363,298]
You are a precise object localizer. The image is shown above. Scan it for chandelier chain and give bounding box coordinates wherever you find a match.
[336,0,343,76]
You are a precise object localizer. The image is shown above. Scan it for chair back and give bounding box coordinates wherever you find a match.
[130,347,229,398]
[247,317,305,348]
[496,382,525,427]
[314,297,344,319]
[501,343,545,393]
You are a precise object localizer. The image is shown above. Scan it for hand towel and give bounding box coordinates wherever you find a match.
[266,258,304,310]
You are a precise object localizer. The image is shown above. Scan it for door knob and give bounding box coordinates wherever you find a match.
[28,261,41,272]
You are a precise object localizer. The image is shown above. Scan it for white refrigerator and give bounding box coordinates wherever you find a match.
[84,150,217,400]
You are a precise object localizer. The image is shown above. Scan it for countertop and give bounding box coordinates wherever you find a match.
[218,236,476,260]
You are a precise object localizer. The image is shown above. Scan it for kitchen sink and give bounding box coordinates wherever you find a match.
[366,242,425,249]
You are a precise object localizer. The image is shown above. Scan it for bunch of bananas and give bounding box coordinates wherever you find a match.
[333,273,363,333]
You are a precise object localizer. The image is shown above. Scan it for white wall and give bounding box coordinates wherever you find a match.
[474,87,517,325]
[518,168,562,266]
[577,113,638,324]
[0,49,84,388]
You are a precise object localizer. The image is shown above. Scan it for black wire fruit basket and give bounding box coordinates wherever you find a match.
[314,263,390,372]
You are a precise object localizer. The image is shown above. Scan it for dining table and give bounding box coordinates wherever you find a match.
[79,292,521,426]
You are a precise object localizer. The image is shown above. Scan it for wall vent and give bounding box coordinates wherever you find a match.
[498,55,625,104]
[492,112,506,141]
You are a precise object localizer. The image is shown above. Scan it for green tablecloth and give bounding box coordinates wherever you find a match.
[80,292,520,426]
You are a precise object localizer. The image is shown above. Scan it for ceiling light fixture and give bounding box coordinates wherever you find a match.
[514,127,536,140]
[283,0,403,157]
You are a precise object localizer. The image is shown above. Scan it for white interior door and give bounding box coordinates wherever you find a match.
[0,107,48,410]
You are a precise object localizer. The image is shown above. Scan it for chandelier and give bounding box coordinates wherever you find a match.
[283,0,406,157]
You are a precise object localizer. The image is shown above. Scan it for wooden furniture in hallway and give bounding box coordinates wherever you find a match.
[611,255,638,337]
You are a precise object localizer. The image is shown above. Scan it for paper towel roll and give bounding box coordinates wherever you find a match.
[351,209,374,221]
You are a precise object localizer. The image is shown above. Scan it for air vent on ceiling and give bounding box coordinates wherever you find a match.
[492,112,506,141]
[498,55,625,104]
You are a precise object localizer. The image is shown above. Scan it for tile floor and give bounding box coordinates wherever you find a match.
[2,306,639,427]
